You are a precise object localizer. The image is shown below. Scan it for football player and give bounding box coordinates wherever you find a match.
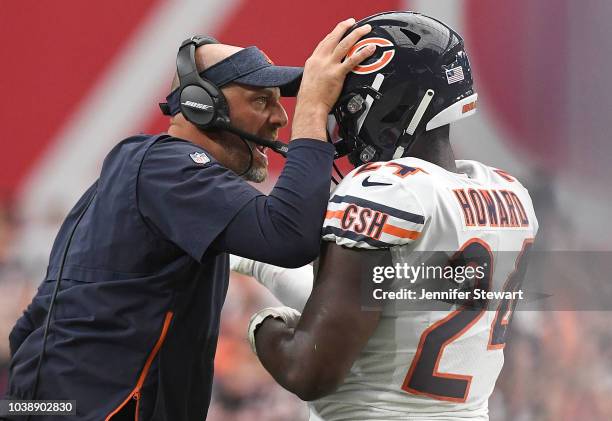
[239,11,538,420]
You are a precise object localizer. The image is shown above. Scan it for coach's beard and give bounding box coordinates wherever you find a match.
[242,140,268,183]
[243,165,267,183]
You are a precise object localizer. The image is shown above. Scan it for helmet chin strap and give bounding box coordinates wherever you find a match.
[393,89,435,159]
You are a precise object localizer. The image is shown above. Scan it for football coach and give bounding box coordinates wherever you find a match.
[5,19,374,420]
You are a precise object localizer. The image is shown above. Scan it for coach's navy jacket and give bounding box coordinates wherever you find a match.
[6,134,334,420]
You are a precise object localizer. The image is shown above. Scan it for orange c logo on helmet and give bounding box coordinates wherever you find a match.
[346,37,395,75]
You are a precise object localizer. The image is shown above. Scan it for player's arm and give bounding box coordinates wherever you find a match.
[250,166,429,399]
[230,255,314,311]
[251,241,384,401]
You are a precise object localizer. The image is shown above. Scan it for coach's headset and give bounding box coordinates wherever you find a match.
[160,36,289,166]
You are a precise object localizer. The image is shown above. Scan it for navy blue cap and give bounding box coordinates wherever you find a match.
[162,47,302,116]
[205,46,302,94]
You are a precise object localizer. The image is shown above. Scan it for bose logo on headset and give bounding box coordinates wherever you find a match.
[181,100,214,112]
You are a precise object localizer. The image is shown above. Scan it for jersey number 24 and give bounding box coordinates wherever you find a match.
[401,237,534,402]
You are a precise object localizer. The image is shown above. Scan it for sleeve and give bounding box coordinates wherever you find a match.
[322,178,428,249]
[9,283,52,357]
[230,255,313,312]
[9,308,36,357]
[212,139,335,267]
[138,140,261,261]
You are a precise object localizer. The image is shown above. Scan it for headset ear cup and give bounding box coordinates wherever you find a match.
[175,35,233,130]
[179,85,217,128]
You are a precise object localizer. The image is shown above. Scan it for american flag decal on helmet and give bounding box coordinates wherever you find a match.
[445,66,464,84]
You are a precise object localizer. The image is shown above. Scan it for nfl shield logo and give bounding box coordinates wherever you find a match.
[189,152,210,165]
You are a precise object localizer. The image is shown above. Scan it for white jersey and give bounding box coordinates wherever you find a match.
[310,158,538,421]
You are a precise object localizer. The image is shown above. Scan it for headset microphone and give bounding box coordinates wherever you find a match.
[217,122,288,157]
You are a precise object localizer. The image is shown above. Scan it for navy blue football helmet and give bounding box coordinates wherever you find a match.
[332,11,477,166]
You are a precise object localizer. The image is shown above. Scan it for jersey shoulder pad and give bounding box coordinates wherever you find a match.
[488,166,526,187]
[323,163,430,250]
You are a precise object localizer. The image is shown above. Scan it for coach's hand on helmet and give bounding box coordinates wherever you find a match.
[291,18,374,141]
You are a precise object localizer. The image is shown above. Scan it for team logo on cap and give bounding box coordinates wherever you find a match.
[261,50,274,65]
[346,37,395,75]
[190,151,210,165]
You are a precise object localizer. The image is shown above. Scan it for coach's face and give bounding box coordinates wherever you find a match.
[220,83,288,182]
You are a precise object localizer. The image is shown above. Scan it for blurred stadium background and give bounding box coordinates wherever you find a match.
[1,0,611,419]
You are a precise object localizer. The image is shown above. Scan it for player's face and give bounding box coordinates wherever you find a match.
[221,84,288,182]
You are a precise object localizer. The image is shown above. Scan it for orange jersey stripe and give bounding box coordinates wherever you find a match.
[326,210,421,240]
[382,224,421,240]
[325,209,345,220]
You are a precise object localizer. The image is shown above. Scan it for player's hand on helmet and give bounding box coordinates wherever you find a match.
[292,18,374,141]
[303,18,374,111]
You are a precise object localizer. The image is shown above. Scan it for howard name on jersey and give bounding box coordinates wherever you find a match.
[313,157,538,421]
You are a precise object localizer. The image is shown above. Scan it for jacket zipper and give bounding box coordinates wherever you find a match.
[105,311,174,421]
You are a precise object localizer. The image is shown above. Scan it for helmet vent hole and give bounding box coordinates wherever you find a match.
[400,28,421,45]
